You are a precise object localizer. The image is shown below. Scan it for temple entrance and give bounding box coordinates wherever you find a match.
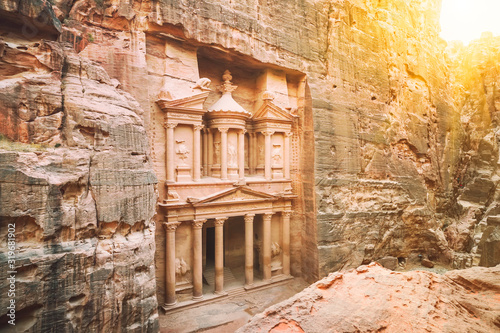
[205,226,215,266]
[224,216,246,289]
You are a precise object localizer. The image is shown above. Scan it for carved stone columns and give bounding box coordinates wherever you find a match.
[250,133,257,174]
[165,123,178,183]
[207,128,213,176]
[282,211,292,276]
[163,222,181,306]
[238,129,246,179]
[219,128,229,180]
[262,212,273,281]
[202,128,209,177]
[193,125,204,181]
[263,131,274,180]
[244,214,255,286]
[214,217,227,293]
[192,219,206,299]
[284,132,292,179]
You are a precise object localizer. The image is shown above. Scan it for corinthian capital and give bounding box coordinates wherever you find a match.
[163,221,181,232]
[192,219,207,229]
[164,122,178,129]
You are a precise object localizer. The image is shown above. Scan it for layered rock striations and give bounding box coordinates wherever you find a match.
[237,263,500,333]
[444,34,500,268]
[1,0,500,330]
[57,0,464,281]
[0,36,158,331]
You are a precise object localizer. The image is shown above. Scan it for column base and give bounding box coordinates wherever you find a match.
[214,290,227,296]
[164,301,177,308]
[192,295,204,301]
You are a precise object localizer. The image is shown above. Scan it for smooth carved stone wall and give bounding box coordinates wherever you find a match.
[0,40,158,331]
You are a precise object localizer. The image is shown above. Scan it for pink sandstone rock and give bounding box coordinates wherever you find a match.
[237,263,500,333]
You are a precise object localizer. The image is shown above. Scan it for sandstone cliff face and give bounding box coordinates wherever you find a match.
[62,0,462,281]
[0,35,158,331]
[2,0,500,330]
[237,263,500,333]
[1,0,488,286]
[444,34,500,268]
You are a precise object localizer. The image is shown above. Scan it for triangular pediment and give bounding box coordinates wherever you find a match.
[253,100,294,122]
[194,186,277,205]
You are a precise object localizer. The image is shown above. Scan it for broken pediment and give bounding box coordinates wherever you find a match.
[194,186,277,206]
[156,91,210,110]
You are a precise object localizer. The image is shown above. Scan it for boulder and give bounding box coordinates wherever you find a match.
[237,263,500,333]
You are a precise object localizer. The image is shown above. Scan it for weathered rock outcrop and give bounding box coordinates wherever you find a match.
[0,38,158,331]
[443,34,500,268]
[237,263,500,333]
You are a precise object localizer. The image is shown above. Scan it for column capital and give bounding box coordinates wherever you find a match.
[282,210,293,218]
[163,221,181,232]
[261,130,275,136]
[285,131,293,137]
[164,122,178,129]
[263,212,273,221]
[192,219,207,229]
[214,217,228,226]
[244,214,255,223]
[239,129,247,135]
[194,124,205,131]
[218,127,229,133]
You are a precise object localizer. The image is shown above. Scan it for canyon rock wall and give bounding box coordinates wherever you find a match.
[61,0,464,281]
[0,33,159,331]
[237,263,500,333]
[445,34,500,268]
[1,0,500,330]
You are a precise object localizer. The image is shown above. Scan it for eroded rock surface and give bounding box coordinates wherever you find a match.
[237,263,500,333]
[0,38,158,331]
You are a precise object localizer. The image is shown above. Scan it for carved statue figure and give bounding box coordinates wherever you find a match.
[271,242,281,258]
[214,142,221,163]
[192,78,211,90]
[258,145,264,164]
[272,144,282,165]
[176,140,189,165]
[228,144,237,167]
[175,258,190,276]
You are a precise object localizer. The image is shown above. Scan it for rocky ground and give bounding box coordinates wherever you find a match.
[237,263,500,333]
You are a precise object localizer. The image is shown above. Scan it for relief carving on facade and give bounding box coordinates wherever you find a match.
[272,144,282,166]
[175,257,191,283]
[176,140,190,165]
[214,141,221,164]
[228,144,237,167]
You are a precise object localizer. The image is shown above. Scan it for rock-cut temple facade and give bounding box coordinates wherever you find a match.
[151,40,305,309]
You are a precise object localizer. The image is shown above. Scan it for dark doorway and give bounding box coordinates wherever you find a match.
[206,227,215,266]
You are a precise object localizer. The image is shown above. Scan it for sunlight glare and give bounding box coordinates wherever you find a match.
[440,0,500,44]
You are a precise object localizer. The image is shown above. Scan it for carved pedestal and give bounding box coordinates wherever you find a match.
[176,166,192,182]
